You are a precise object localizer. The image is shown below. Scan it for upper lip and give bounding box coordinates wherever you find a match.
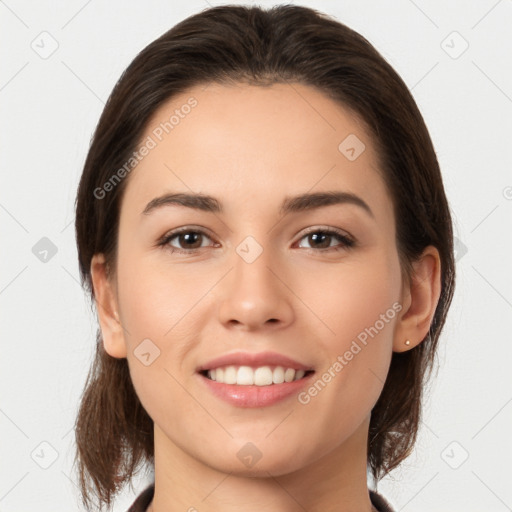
[196,351,314,372]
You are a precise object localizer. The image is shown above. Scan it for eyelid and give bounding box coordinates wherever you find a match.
[297,225,353,241]
[157,225,216,244]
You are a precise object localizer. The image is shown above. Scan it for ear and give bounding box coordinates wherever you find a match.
[393,245,442,353]
[90,253,127,358]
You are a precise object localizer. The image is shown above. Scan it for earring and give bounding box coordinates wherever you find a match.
[404,339,411,346]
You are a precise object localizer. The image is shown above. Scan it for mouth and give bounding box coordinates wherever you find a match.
[197,366,316,408]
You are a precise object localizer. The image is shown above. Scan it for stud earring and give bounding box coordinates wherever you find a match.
[404,339,411,346]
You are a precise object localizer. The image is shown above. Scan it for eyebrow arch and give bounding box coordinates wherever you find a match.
[141,191,374,218]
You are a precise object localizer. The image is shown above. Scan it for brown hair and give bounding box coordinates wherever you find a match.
[73,4,455,510]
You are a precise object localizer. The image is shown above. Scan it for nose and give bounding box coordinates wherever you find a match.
[217,243,294,331]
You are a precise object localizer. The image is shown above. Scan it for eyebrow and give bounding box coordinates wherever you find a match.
[141,190,374,218]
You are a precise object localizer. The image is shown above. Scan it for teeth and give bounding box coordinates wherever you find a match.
[207,366,307,386]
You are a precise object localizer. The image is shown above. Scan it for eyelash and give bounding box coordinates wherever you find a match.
[157,226,355,255]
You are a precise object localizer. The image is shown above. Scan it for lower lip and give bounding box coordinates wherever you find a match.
[197,372,315,408]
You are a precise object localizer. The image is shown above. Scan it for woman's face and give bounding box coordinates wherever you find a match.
[109,82,407,475]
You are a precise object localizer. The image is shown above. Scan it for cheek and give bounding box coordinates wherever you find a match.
[297,252,401,348]
[115,250,210,406]
[296,252,401,411]
[116,247,208,344]
[117,257,203,427]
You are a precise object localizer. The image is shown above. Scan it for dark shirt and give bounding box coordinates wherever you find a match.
[127,483,395,511]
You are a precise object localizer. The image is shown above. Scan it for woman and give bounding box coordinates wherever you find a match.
[73,4,455,511]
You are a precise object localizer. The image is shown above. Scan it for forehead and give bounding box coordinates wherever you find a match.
[121,82,390,221]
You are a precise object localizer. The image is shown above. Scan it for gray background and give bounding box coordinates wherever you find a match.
[1,0,511,510]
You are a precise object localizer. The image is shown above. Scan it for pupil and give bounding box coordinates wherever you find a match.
[181,233,201,248]
[310,233,329,248]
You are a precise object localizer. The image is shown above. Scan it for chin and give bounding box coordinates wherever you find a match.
[202,441,312,477]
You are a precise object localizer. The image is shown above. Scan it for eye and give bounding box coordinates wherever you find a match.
[296,227,354,252]
[158,228,216,254]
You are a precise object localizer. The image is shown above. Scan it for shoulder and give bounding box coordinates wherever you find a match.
[126,483,154,512]
[370,489,395,512]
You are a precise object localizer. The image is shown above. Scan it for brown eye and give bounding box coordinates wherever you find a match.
[305,232,333,249]
[297,229,354,252]
[159,229,215,253]
[174,232,204,250]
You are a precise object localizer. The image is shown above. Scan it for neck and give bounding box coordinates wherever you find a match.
[148,415,375,512]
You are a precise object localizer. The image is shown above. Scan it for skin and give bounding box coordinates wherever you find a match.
[91,82,441,512]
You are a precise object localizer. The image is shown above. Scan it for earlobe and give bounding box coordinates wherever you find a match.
[90,254,127,359]
[393,246,441,353]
